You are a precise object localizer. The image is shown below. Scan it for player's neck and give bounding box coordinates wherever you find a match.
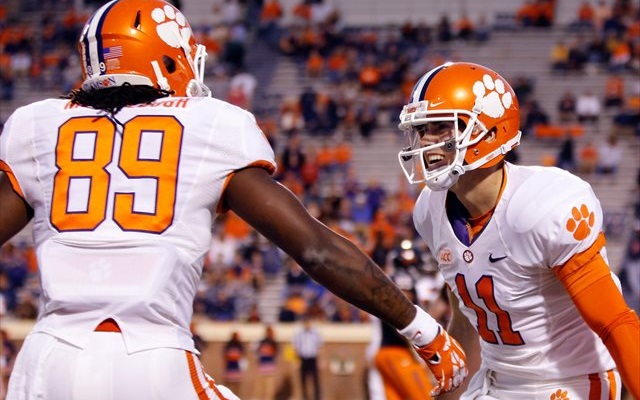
[450,164,504,218]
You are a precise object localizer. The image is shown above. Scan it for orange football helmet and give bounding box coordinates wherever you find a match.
[398,62,521,190]
[78,0,210,97]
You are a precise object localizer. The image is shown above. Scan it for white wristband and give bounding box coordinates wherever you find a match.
[397,305,440,347]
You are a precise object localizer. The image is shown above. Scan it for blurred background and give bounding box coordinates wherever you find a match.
[1,0,638,398]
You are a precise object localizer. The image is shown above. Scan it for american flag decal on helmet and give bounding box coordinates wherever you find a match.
[103,45,123,59]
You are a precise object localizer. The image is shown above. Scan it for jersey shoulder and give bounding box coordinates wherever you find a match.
[503,164,603,266]
[505,165,600,232]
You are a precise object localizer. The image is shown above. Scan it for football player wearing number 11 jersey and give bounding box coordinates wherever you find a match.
[0,0,468,399]
[397,61,639,399]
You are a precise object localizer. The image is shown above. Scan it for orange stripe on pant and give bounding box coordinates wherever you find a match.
[186,351,229,400]
[588,370,617,400]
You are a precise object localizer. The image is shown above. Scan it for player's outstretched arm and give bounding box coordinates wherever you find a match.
[556,250,640,398]
[0,172,32,246]
[224,167,417,328]
[224,167,468,393]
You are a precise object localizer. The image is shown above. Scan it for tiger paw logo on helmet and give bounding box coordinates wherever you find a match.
[566,204,595,241]
[151,5,192,48]
[549,389,570,400]
[472,74,514,118]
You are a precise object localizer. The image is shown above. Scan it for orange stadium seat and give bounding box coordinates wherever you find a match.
[534,124,584,139]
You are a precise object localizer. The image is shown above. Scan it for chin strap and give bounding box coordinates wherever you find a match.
[150,60,170,92]
[463,130,522,173]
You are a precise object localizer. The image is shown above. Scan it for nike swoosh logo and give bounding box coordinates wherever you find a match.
[429,100,445,107]
[489,254,508,263]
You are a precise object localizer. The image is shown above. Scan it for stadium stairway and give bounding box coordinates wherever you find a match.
[256,273,287,324]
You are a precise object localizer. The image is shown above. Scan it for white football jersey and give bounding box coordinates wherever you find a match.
[0,97,276,354]
[413,163,616,379]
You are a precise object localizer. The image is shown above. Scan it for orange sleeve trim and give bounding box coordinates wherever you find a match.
[557,247,640,397]
[554,232,606,285]
[215,160,276,214]
[0,160,25,199]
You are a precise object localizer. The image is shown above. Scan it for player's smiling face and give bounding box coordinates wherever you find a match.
[413,121,458,171]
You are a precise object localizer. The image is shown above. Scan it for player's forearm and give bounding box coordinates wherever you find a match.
[297,231,416,329]
[601,311,640,398]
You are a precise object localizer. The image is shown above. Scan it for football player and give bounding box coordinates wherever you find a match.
[0,1,467,399]
[397,61,640,399]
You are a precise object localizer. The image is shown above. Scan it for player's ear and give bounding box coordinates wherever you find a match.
[484,128,497,143]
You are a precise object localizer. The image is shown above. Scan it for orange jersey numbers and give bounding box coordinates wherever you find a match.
[455,274,525,346]
[51,115,183,233]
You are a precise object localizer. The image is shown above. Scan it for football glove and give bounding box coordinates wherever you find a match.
[415,326,468,396]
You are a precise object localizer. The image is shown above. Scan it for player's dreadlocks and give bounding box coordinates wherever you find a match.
[62,83,174,116]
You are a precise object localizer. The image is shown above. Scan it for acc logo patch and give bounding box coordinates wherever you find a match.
[438,248,453,264]
[463,250,474,263]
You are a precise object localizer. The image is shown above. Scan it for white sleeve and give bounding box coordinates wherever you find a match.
[0,106,36,202]
[213,104,277,175]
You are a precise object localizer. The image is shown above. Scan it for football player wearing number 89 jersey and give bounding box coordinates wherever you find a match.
[0,1,468,399]
[397,61,640,400]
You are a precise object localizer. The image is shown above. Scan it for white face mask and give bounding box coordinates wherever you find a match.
[397,102,520,190]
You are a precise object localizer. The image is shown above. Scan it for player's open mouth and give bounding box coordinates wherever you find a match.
[425,153,446,170]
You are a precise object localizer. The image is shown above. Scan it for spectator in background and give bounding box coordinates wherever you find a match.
[436,15,453,42]
[593,0,611,30]
[229,68,258,110]
[292,316,323,400]
[522,99,550,136]
[557,90,578,122]
[556,132,576,172]
[567,37,587,72]
[512,76,535,104]
[223,331,247,398]
[259,0,283,46]
[550,40,570,73]
[576,89,601,123]
[455,13,475,41]
[572,0,596,31]
[604,73,625,108]
[577,139,599,175]
[474,15,492,42]
[516,0,535,27]
[608,35,632,72]
[613,80,640,135]
[596,134,623,175]
[253,325,280,400]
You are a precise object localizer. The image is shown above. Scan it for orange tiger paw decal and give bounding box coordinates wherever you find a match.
[549,389,570,400]
[565,204,594,241]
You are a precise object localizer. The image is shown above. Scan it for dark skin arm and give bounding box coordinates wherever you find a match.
[224,167,416,329]
[0,172,33,246]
